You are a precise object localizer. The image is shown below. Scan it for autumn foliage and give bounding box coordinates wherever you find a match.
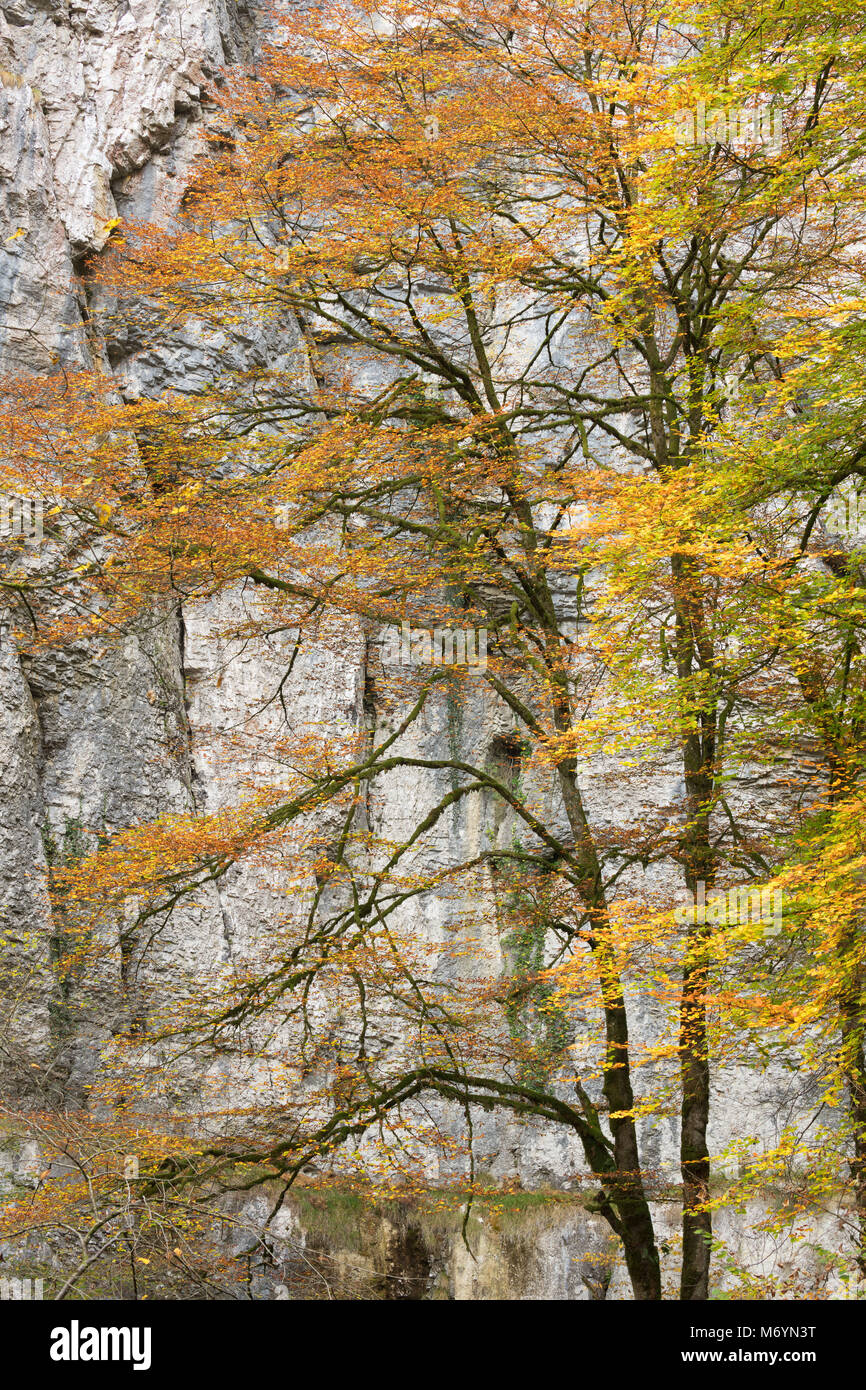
[2,0,866,1300]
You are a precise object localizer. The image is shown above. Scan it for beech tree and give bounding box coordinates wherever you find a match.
[689,305,866,1287]
[2,0,866,1300]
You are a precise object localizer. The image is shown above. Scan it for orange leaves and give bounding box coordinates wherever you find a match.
[4,0,866,1298]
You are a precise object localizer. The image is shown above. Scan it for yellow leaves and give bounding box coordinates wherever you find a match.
[0,3,864,1296]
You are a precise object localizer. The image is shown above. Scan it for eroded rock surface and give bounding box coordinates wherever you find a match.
[0,0,849,1297]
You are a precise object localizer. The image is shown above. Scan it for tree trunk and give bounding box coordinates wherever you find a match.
[680,935,712,1299]
[672,552,716,1300]
[555,737,662,1299]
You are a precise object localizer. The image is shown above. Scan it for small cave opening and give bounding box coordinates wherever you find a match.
[487,732,527,791]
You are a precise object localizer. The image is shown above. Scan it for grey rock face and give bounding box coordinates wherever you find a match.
[0,623,55,1100]
[0,0,851,1298]
[0,73,83,370]
[0,0,251,254]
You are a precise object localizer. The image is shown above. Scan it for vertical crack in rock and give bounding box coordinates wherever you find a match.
[177,601,203,814]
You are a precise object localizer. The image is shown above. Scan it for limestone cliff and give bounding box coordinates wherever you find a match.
[0,0,850,1299]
